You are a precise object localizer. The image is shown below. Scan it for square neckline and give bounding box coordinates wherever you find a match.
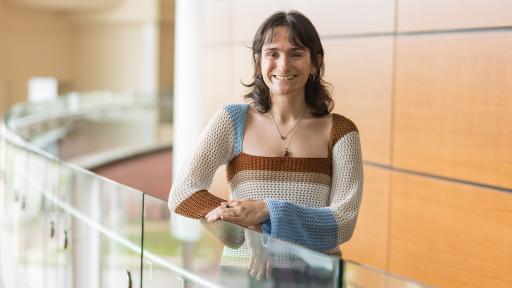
[239,105,335,160]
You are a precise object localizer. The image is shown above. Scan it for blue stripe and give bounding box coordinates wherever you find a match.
[263,199,338,251]
[224,104,248,155]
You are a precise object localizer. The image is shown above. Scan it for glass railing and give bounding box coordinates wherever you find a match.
[0,91,428,287]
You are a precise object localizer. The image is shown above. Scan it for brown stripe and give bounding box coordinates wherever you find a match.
[328,114,358,157]
[230,170,331,188]
[175,190,226,219]
[227,153,331,182]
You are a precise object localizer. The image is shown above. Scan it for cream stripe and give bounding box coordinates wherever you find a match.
[230,180,331,207]
[230,170,331,187]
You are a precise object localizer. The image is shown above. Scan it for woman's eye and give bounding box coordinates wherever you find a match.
[291,53,303,58]
[267,52,278,58]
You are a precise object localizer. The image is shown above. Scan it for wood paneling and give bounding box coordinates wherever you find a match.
[398,0,512,32]
[159,24,173,91]
[341,165,390,270]
[324,37,393,165]
[232,0,289,44]
[393,32,512,188]
[202,0,232,45]
[232,45,254,102]
[1,6,74,104]
[389,172,512,288]
[231,0,395,43]
[291,0,395,36]
[75,24,156,91]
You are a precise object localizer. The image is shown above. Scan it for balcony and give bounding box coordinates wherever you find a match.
[0,91,427,287]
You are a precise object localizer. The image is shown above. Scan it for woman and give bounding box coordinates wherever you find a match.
[168,10,363,277]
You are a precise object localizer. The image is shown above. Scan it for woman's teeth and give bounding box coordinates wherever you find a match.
[273,75,296,80]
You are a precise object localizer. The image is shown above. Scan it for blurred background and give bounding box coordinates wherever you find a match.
[0,0,174,113]
[0,0,511,287]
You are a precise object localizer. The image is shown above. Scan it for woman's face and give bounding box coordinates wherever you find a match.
[260,26,316,99]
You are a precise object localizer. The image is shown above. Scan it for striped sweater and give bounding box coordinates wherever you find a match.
[168,103,363,256]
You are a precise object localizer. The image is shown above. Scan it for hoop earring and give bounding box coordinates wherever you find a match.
[309,74,317,81]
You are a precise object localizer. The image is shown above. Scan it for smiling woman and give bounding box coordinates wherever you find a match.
[168,10,363,285]
[244,11,333,117]
[259,27,314,101]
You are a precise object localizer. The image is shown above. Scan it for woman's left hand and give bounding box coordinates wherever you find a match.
[245,229,272,280]
[205,199,269,227]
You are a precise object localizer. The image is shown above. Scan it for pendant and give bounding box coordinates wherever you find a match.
[281,136,286,140]
[284,149,290,157]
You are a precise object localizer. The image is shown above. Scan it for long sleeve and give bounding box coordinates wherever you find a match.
[168,106,241,218]
[261,116,363,251]
[200,219,245,249]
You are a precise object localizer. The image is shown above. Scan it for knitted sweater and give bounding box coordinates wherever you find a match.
[168,103,363,256]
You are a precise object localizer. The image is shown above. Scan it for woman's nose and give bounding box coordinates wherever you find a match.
[277,55,289,71]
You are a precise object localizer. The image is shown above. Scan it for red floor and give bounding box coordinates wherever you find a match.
[92,149,172,201]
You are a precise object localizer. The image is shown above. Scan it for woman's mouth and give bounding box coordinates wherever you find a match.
[272,75,297,80]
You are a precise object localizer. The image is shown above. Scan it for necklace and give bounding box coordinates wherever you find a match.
[268,109,307,157]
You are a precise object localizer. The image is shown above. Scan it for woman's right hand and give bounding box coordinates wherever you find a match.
[205,199,269,227]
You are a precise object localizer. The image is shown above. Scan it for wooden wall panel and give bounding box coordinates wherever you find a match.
[232,0,289,44]
[159,23,174,91]
[324,37,393,165]
[0,5,5,114]
[291,0,395,36]
[398,0,512,32]
[1,6,74,105]
[202,0,231,45]
[75,24,156,91]
[232,0,395,43]
[389,172,512,288]
[232,45,253,102]
[340,166,390,270]
[393,32,512,188]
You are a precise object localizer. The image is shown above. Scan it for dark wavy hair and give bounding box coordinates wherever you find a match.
[243,11,334,116]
